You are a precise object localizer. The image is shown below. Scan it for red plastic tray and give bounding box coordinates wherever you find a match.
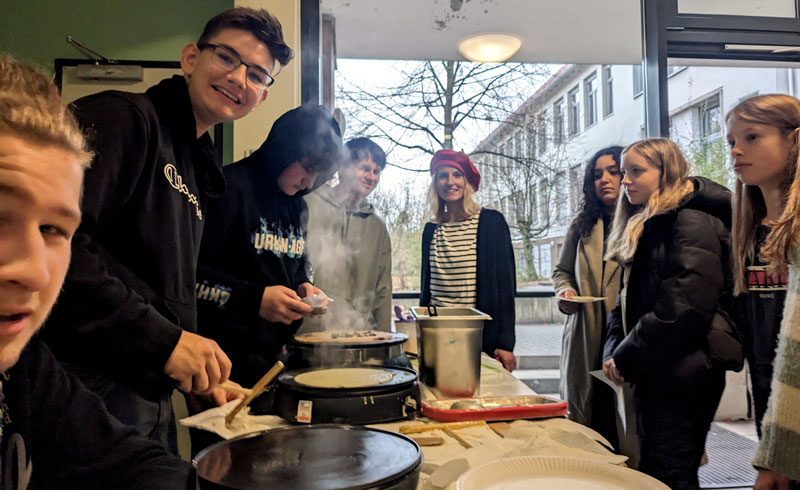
[421,395,568,422]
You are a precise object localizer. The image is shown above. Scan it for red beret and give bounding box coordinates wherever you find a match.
[429,149,481,191]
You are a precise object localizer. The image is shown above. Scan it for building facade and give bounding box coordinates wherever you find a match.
[473,62,800,282]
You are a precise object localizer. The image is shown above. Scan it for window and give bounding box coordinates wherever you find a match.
[556,171,569,220]
[537,112,547,155]
[539,180,551,224]
[527,121,536,160]
[633,64,643,97]
[602,65,613,117]
[514,132,524,163]
[538,242,552,279]
[568,86,580,136]
[552,98,564,144]
[569,165,582,213]
[584,72,598,127]
[699,94,722,141]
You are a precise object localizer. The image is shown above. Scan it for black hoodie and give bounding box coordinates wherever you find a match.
[43,76,224,400]
[196,105,342,386]
[603,176,735,389]
[5,337,191,490]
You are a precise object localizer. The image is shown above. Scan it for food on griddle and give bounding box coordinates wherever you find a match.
[294,330,395,343]
[294,367,394,388]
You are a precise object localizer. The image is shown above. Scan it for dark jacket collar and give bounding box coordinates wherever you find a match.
[147,75,225,198]
[679,176,732,229]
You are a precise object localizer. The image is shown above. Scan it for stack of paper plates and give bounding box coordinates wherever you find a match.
[457,456,669,490]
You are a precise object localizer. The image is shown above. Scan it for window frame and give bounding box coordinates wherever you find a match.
[583,71,599,128]
[552,98,565,145]
[567,86,581,136]
[602,64,614,117]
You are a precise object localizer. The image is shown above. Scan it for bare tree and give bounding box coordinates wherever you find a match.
[472,109,571,282]
[337,59,557,287]
[369,182,426,290]
[338,60,550,165]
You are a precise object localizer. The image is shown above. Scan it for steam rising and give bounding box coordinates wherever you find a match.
[301,186,381,334]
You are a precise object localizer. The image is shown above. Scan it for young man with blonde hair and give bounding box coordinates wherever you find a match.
[304,137,393,331]
[0,53,189,490]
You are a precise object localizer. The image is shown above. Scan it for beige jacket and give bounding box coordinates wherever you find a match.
[552,218,620,426]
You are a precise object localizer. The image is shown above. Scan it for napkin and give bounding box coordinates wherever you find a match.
[179,400,288,440]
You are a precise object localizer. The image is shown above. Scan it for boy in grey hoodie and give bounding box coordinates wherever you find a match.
[304,138,393,332]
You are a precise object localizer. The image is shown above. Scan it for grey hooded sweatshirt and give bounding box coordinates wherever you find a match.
[304,184,393,331]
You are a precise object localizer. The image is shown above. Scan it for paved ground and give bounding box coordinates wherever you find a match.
[516,323,759,489]
[514,323,564,357]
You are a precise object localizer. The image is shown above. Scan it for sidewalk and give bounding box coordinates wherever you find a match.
[514,323,564,357]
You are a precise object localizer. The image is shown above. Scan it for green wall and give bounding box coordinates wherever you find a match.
[0,0,234,162]
[1,0,232,69]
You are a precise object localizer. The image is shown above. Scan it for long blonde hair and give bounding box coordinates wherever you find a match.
[427,168,481,223]
[605,138,694,264]
[0,54,92,167]
[727,94,800,293]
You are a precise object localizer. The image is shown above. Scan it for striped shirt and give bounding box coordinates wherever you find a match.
[429,213,480,307]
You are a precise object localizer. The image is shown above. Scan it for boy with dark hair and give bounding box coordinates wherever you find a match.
[304,137,393,331]
[43,6,293,452]
[196,104,344,387]
[0,53,190,490]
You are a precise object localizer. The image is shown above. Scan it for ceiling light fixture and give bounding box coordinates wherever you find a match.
[458,33,522,63]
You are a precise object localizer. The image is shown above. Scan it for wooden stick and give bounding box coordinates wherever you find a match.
[218,382,253,397]
[398,420,486,434]
[488,421,512,438]
[444,428,472,449]
[224,361,284,428]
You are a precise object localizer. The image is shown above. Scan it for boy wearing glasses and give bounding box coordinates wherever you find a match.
[43,7,293,452]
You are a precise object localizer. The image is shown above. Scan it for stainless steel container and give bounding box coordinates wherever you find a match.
[411,306,491,398]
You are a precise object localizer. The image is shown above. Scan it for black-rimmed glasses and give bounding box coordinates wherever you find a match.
[198,43,276,89]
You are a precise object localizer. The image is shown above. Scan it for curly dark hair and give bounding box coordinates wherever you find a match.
[570,145,623,239]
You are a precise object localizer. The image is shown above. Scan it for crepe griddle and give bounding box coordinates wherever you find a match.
[194,425,423,490]
[254,366,420,424]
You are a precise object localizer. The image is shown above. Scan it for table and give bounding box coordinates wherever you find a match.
[181,356,626,489]
[369,355,627,489]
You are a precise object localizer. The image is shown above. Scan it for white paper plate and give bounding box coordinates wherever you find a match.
[558,296,606,303]
[456,457,669,490]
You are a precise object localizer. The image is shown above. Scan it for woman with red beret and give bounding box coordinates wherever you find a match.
[420,149,517,371]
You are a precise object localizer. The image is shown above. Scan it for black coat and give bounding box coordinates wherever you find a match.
[6,337,190,490]
[421,208,516,354]
[604,177,735,389]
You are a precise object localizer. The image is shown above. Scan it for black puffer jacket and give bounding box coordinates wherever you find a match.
[603,177,735,389]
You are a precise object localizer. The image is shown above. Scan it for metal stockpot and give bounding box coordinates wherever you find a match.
[411,306,490,398]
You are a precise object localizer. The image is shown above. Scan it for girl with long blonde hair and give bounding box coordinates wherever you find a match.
[726,94,800,489]
[602,138,736,489]
[420,149,517,371]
